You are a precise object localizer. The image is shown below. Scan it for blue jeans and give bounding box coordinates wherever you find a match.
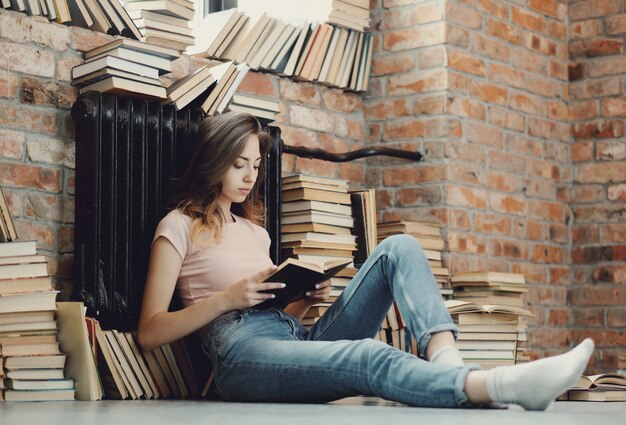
[201,235,477,407]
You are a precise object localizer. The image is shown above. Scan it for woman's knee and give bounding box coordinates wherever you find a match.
[378,234,424,257]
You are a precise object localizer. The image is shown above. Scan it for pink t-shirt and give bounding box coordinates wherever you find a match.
[153,209,274,308]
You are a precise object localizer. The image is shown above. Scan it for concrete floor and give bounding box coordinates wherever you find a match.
[1,398,625,425]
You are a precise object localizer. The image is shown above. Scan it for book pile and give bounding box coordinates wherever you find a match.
[445,300,533,369]
[374,302,410,354]
[228,94,281,122]
[0,240,73,402]
[559,373,626,402]
[71,38,179,99]
[1,0,142,40]
[451,271,530,364]
[125,0,195,52]
[90,322,200,399]
[189,7,373,91]
[377,220,451,299]
[164,61,250,114]
[279,175,357,328]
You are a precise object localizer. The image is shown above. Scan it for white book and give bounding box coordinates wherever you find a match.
[270,20,304,71]
[215,62,250,114]
[72,56,159,79]
[187,8,240,56]
[86,47,172,73]
[318,26,341,82]
[249,19,288,70]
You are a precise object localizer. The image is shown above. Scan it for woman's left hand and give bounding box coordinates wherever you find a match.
[304,279,331,304]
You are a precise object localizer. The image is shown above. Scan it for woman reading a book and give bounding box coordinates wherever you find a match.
[138,112,594,411]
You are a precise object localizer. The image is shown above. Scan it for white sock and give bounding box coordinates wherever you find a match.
[428,345,465,366]
[486,338,594,410]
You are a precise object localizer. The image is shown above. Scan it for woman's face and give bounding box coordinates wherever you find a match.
[219,134,262,206]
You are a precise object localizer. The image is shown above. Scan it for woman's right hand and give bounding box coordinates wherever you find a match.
[221,266,285,310]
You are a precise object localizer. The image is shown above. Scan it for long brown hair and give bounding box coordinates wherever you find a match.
[174,112,272,245]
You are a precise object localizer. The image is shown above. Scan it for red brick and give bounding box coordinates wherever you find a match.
[446,2,482,29]
[383,165,445,186]
[396,186,443,207]
[486,171,525,193]
[491,239,527,259]
[511,48,548,75]
[413,95,445,115]
[381,2,443,30]
[447,96,486,120]
[571,185,604,203]
[571,19,602,39]
[489,63,526,91]
[0,70,18,98]
[448,50,487,77]
[448,161,483,186]
[279,79,320,106]
[509,92,543,115]
[550,61,569,81]
[529,117,568,142]
[376,189,392,209]
[548,21,567,41]
[14,219,55,250]
[446,25,469,48]
[512,6,546,33]
[19,77,76,110]
[549,267,571,286]
[475,0,508,19]
[56,55,84,82]
[607,307,626,327]
[471,35,511,63]
[486,19,523,45]
[464,121,504,148]
[531,244,564,263]
[0,162,62,192]
[447,232,487,254]
[384,117,449,140]
[489,108,525,132]
[294,156,338,178]
[568,62,586,81]
[418,46,445,68]
[322,89,362,114]
[383,22,446,51]
[449,208,471,230]
[371,53,415,76]
[529,200,565,221]
[475,213,511,235]
[608,184,626,201]
[528,0,566,20]
[597,140,626,161]
[238,71,277,97]
[606,14,626,35]
[0,41,55,78]
[70,26,113,52]
[469,81,507,105]
[448,72,469,93]
[601,97,626,117]
[446,185,487,209]
[569,0,621,21]
[569,39,623,58]
[569,100,598,120]
[288,105,333,133]
[571,77,622,100]
[572,120,625,140]
[387,69,446,96]
[0,128,24,159]
[364,99,410,120]
[505,134,542,157]
[490,192,526,215]
[590,56,626,77]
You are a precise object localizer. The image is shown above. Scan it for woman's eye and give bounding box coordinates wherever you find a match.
[253,166,260,170]
[234,164,244,169]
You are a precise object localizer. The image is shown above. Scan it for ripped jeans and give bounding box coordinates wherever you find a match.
[201,235,477,407]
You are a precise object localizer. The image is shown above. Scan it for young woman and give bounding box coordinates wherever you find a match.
[137,112,594,410]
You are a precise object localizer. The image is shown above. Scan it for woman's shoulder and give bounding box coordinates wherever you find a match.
[234,215,269,238]
[158,209,193,231]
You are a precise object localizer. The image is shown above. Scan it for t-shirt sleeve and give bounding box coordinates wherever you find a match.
[254,224,272,255]
[152,212,190,261]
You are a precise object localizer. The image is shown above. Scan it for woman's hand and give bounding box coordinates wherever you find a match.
[303,279,331,304]
[221,266,285,310]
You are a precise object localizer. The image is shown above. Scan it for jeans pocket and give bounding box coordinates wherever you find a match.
[210,311,246,358]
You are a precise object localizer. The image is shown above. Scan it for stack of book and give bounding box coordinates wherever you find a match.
[377,220,451,299]
[451,271,530,365]
[125,0,195,52]
[71,38,180,99]
[1,0,142,39]
[189,8,373,91]
[91,320,200,399]
[445,300,533,369]
[559,373,626,402]
[0,240,73,402]
[374,302,408,353]
[228,94,281,122]
[279,175,357,328]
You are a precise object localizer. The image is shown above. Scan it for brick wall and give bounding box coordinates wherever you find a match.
[569,0,626,371]
[1,1,625,371]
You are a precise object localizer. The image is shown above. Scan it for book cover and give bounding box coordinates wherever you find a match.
[255,257,352,309]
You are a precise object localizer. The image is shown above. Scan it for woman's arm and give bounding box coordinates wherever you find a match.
[137,237,282,351]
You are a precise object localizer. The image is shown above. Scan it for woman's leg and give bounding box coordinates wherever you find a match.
[306,234,458,358]
[203,308,476,408]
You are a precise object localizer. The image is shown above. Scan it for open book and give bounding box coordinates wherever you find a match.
[255,258,352,310]
[560,373,626,401]
[444,300,533,316]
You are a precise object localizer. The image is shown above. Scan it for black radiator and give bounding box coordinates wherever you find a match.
[71,92,282,330]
